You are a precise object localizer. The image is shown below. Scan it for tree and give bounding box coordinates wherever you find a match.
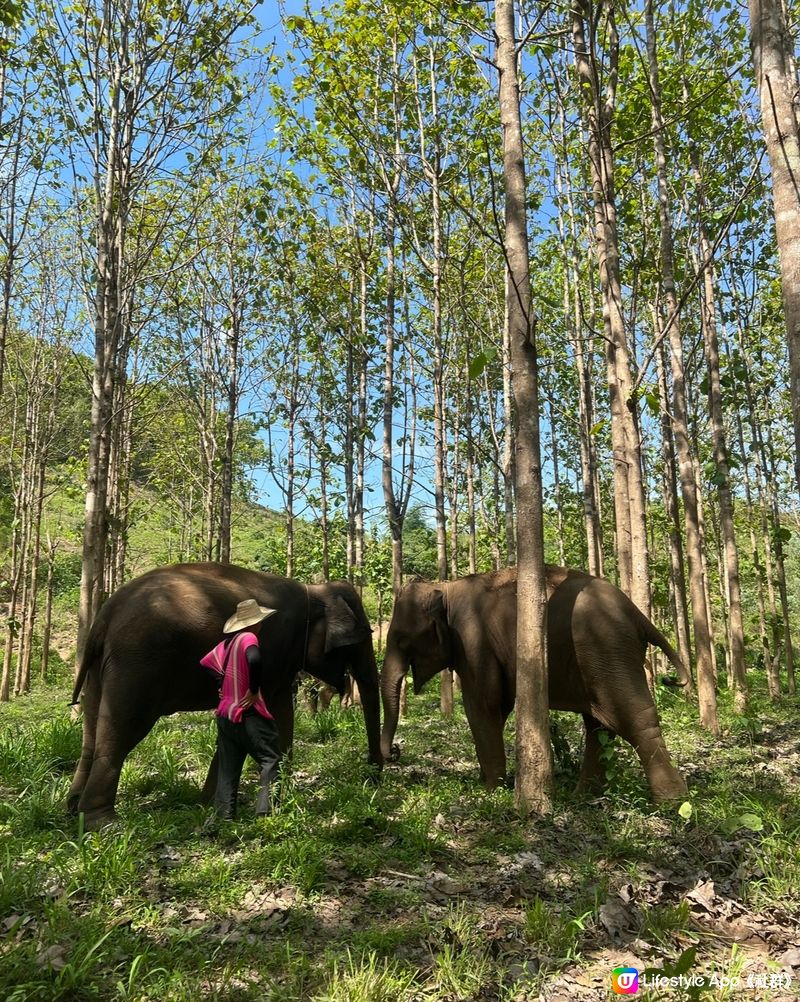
[644,0,714,709]
[747,0,800,498]
[495,0,552,814]
[572,0,651,624]
[39,0,258,668]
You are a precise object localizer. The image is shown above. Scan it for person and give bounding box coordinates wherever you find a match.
[200,598,281,820]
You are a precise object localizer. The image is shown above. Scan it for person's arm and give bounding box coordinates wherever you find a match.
[245,643,262,695]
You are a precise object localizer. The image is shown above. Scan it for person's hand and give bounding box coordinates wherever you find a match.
[241,690,257,709]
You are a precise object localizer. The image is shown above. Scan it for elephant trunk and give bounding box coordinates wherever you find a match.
[349,638,384,769]
[380,640,408,760]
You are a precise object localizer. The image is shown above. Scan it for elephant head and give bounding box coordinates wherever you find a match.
[380,580,450,760]
[304,580,382,768]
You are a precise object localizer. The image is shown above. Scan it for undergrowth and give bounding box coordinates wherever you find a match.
[0,675,798,1000]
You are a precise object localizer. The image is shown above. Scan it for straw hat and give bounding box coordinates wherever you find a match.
[223,598,277,634]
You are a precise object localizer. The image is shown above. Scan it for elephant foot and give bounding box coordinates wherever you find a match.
[66,792,82,815]
[651,773,689,804]
[81,807,119,831]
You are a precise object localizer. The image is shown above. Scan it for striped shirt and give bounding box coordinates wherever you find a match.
[200,631,271,723]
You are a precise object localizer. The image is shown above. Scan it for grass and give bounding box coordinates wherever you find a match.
[0,674,798,1001]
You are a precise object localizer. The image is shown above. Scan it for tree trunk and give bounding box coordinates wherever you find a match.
[77,45,129,670]
[381,50,405,597]
[285,357,300,578]
[572,0,650,615]
[18,454,46,694]
[354,273,368,587]
[41,536,57,683]
[763,419,797,695]
[219,304,240,565]
[644,0,717,731]
[691,165,747,712]
[554,141,603,574]
[448,393,461,579]
[502,270,516,565]
[654,331,693,687]
[496,0,552,814]
[747,0,800,496]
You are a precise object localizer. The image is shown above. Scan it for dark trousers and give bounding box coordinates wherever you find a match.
[214,711,281,819]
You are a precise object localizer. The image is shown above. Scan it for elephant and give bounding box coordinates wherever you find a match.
[68,563,383,827]
[380,566,688,803]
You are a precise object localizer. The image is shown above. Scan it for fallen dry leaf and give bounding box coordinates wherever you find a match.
[36,944,68,971]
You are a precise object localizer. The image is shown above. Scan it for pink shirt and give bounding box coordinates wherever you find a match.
[200,631,271,723]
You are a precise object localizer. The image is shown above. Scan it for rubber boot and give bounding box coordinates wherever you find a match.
[256,784,272,817]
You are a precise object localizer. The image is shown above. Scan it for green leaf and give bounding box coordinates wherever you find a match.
[737,813,763,832]
[672,946,698,976]
[678,801,693,821]
[468,348,496,379]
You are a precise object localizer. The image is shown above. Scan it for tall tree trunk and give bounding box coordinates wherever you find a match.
[548,396,566,566]
[382,233,401,591]
[219,307,240,565]
[737,325,793,692]
[344,243,370,588]
[465,376,478,575]
[77,44,129,670]
[690,162,747,712]
[572,0,650,615]
[763,418,797,695]
[496,0,552,814]
[41,536,57,683]
[654,330,693,687]
[354,272,369,587]
[554,139,602,573]
[645,0,717,730]
[747,0,800,496]
[502,270,516,565]
[448,392,461,579]
[381,51,405,597]
[285,358,300,578]
[18,454,46,694]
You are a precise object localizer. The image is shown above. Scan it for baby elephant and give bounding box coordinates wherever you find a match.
[380,566,688,802]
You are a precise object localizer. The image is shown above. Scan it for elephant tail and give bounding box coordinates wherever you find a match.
[70,618,105,705]
[641,614,691,688]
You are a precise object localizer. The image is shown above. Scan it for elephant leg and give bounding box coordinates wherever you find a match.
[575,713,614,796]
[603,691,688,802]
[269,685,295,760]
[461,689,506,789]
[67,674,101,813]
[199,749,219,805]
[628,714,688,803]
[76,698,160,829]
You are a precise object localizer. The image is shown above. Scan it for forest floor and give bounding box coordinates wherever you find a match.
[0,674,798,1001]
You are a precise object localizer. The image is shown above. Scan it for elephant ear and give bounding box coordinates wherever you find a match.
[324,594,370,652]
[427,588,449,651]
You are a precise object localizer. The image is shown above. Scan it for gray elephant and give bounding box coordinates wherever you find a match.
[380,566,688,802]
[68,563,382,827]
